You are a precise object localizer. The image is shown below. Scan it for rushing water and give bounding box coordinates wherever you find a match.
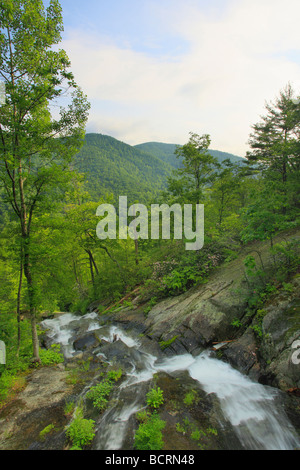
[41,312,300,451]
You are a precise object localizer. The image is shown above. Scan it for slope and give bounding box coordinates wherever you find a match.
[134,142,245,169]
[73,134,173,204]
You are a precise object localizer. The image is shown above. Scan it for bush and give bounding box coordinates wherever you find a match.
[66,416,95,450]
[146,387,164,409]
[39,344,64,366]
[86,380,113,411]
[134,413,166,450]
[86,369,122,411]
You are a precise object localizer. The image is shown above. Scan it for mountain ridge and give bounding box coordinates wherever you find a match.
[73,133,245,204]
[134,141,244,169]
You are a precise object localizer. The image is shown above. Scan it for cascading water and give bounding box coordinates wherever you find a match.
[41,312,300,451]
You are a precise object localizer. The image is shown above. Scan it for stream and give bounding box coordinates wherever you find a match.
[41,312,300,451]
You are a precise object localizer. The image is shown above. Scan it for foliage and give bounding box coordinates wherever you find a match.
[136,409,151,423]
[134,412,166,450]
[175,417,218,449]
[250,309,268,339]
[75,134,172,204]
[135,142,244,170]
[271,239,300,279]
[0,313,32,404]
[64,401,76,417]
[107,368,123,382]
[66,416,95,450]
[159,335,179,351]
[144,296,158,315]
[146,387,164,410]
[247,84,300,185]
[183,390,198,406]
[166,132,220,206]
[39,424,55,442]
[86,369,122,411]
[39,344,64,367]
[231,318,243,329]
[0,0,90,361]
[147,243,224,298]
[86,380,113,411]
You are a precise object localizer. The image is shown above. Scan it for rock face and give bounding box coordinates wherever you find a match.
[221,277,300,391]
[0,366,72,450]
[110,230,300,394]
[260,294,300,390]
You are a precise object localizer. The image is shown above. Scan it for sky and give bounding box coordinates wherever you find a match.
[58,0,300,156]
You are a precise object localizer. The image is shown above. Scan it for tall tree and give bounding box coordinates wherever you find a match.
[0,0,90,362]
[170,132,219,205]
[247,84,300,186]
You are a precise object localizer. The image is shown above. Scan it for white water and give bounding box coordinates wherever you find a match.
[42,313,300,451]
[41,312,99,358]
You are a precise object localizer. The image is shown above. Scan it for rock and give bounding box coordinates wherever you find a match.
[144,272,248,350]
[0,367,73,450]
[258,285,300,391]
[73,332,100,351]
[221,328,260,378]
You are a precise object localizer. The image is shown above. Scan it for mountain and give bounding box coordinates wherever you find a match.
[134,142,245,169]
[73,134,173,204]
[73,134,245,205]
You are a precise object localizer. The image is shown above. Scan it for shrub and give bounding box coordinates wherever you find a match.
[64,401,76,417]
[107,368,122,382]
[146,387,164,409]
[39,344,64,366]
[86,380,113,411]
[134,413,166,450]
[86,368,123,411]
[66,416,95,450]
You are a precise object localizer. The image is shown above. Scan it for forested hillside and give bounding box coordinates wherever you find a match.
[73,134,244,204]
[0,0,299,452]
[135,142,244,169]
[74,134,173,203]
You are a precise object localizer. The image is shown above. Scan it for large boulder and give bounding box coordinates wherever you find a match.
[73,332,100,351]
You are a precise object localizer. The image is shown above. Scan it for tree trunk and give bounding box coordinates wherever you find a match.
[23,239,40,363]
[16,245,23,357]
[135,239,139,265]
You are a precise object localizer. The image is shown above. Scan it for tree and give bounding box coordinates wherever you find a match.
[0,0,90,361]
[170,132,219,205]
[209,159,242,225]
[242,85,300,246]
[247,84,300,186]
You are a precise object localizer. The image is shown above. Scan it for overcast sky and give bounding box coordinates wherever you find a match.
[58,0,300,156]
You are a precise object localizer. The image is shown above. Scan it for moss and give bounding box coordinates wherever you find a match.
[39,424,56,441]
[159,335,180,351]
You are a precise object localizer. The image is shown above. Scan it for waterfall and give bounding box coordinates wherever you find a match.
[41,312,300,451]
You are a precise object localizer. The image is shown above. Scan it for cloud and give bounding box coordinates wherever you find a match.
[61,0,300,155]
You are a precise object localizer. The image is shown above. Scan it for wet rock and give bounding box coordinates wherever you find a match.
[99,340,140,371]
[221,329,260,377]
[155,371,243,451]
[73,332,100,351]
